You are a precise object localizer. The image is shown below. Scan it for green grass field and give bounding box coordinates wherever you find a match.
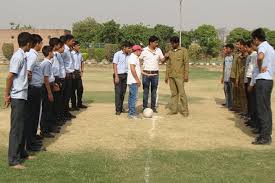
[1,65,275,183]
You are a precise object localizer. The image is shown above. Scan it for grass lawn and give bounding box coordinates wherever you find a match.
[1,149,275,183]
[1,65,275,183]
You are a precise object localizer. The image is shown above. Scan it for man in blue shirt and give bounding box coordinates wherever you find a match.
[25,34,44,152]
[251,28,275,145]
[113,42,132,115]
[4,32,34,169]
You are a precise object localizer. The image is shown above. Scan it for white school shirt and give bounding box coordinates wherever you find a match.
[9,48,28,100]
[139,47,164,71]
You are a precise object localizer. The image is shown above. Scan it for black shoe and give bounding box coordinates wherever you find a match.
[35,135,44,141]
[152,109,158,113]
[116,112,121,115]
[51,128,60,133]
[252,136,272,145]
[70,107,80,111]
[41,132,55,138]
[78,104,88,109]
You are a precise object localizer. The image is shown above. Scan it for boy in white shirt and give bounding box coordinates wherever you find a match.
[127,45,143,119]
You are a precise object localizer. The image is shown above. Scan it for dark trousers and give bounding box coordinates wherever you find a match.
[142,75,159,110]
[8,99,28,166]
[113,73,127,112]
[72,72,84,107]
[25,85,42,148]
[53,77,63,120]
[40,86,55,133]
[64,75,73,114]
[256,79,273,138]
[224,82,233,109]
[245,81,259,128]
[60,79,66,118]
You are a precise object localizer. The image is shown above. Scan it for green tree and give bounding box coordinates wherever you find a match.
[226,28,251,44]
[188,42,202,61]
[181,30,194,48]
[154,24,175,50]
[121,24,153,46]
[98,20,122,44]
[9,22,33,30]
[72,17,103,47]
[266,31,275,47]
[193,25,222,57]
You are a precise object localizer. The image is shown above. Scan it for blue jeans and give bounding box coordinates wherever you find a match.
[128,84,138,116]
[224,82,233,109]
[142,75,159,109]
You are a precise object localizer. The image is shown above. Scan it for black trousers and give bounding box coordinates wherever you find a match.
[25,85,42,148]
[113,73,127,112]
[71,73,84,107]
[53,77,63,120]
[8,99,28,166]
[245,81,259,128]
[64,75,73,115]
[40,86,55,133]
[256,79,273,138]
[60,78,66,118]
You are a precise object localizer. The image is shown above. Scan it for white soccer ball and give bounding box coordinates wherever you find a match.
[143,108,153,118]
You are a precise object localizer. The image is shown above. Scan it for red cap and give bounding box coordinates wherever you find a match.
[132,45,143,52]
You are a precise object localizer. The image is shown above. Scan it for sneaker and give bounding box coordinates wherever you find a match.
[128,115,139,120]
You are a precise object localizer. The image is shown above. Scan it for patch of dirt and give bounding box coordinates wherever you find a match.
[1,79,275,155]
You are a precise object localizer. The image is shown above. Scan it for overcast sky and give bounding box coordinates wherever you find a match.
[0,0,274,31]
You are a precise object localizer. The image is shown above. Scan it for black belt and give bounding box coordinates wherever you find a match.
[143,70,159,74]
[29,85,42,89]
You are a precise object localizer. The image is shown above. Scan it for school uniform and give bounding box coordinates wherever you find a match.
[62,45,75,117]
[56,52,66,120]
[222,55,233,109]
[71,50,84,108]
[25,49,43,150]
[244,51,258,124]
[8,48,29,166]
[40,58,56,135]
[52,52,63,122]
[254,41,275,141]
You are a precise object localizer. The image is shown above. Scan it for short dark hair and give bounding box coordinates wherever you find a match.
[18,32,33,47]
[60,35,66,44]
[64,34,74,42]
[149,36,159,44]
[49,38,62,47]
[73,41,80,46]
[252,28,266,42]
[121,41,132,48]
[238,39,246,46]
[42,46,53,57]
[31,34,43,48]
[225,43,234,50]
[245,40,253,48]
[170,36,180,44]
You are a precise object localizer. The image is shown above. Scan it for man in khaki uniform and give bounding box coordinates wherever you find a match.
[230,40,242,112]
[165,36,189,117]
[235,41,248,114]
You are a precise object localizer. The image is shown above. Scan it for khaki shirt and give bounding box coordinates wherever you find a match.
[230,53,239,79]
[166,47,189,79]
[236,53,248,84]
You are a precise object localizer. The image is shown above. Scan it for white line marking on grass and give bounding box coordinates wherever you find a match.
[144,116,159,183]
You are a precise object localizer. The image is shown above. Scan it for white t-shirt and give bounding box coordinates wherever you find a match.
[140,47,164,71]
[127,53,141,85]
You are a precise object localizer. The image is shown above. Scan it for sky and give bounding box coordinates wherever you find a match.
[0,0,274,32]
